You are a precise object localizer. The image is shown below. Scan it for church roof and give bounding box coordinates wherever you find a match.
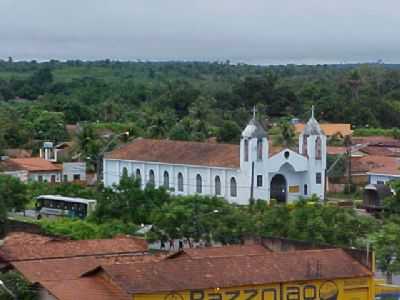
[241,118,267,139]
[105,138,240,169]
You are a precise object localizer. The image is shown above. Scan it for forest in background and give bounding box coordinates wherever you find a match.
[1,60,400,151]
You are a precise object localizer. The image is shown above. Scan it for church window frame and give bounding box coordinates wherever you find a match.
[257,138,263,161]
[304,184,308,195]
[257,175,263,187]
[163,171,170,189]
[230,177,237,197]
[316,172,322,184]
[315,136,322,160]
[149,169,155,186]
[215,176,221,196]
[244,139,249,162]
[196,174,202,194]
[136,169,141,182]
[177,172,184,192]
[302,135,308,156]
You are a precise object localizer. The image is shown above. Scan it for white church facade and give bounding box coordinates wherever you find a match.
[103,110,326,204]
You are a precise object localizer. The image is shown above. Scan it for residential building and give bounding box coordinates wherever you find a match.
[104,109,327,204]
[11,157,62,183]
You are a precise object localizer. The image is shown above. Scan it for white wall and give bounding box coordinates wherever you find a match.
[62,162,86,182]
[2,170,29,182]
[369,174,399,184]
[29,172,62,183]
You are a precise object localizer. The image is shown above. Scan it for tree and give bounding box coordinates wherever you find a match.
[217,120,241,143]
[0,175,28,231]
[370,221,400,283]
[0,271,38,300]
[273,118,296,148]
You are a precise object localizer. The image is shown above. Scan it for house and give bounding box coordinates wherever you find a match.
[1,232,386,300]
[104,108,327,204]
[39,142,87,183]
[81,248,374,300]
[0,157,62,183]
[0,157,28,182]
[0,232,158,300]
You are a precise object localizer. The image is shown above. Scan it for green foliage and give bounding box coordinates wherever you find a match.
[0,271,38,300]
[2,62,400,150]
[39,218,138,240]
[0,175,28,224]
[273,117,296,148]
[91,174,170,225]
[217,120,241,143]
[370,221,400,283]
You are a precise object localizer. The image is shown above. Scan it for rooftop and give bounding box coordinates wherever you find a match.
[87,248,372,294]
[166,244,270,259]
[295,123,352,137]
[352,155,400,176]
[8,157,62,172]
[105,138,241,169]
[0,232,148,262]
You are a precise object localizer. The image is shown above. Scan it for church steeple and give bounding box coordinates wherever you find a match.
[241,106,267,139]
[303,106,324,136]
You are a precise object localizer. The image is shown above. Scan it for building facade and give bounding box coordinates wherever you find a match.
[104,110,326,204]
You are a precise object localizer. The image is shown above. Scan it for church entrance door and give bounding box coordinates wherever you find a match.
[270,174,287,203]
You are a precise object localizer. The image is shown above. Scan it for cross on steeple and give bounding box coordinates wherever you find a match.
[311,105,315,119]
[252,106,257,119]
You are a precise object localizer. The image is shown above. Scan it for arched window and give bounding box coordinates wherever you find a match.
[315,136,322,160]
[244,139,249,162]
[149,169,155,186]
[230,177,237,197]
[177,172,184,192]
[122,167,128,177]
[302,135,308,156]
[257,138,263,160]
[196,174,202,194]
[215,176,221,196]
[136,169,141,181]
[163,171,169,188]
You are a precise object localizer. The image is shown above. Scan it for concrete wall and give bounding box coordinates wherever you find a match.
[29,171,62,183]
[62,162,86,182]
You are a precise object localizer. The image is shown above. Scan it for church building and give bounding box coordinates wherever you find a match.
[103,109,326,204]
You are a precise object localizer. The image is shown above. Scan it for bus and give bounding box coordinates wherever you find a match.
[35,195,97,219]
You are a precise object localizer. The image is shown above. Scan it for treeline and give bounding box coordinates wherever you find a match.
[1,61,400,150]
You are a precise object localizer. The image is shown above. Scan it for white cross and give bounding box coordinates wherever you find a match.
[253,106,257,119]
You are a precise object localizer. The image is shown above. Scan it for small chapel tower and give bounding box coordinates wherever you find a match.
[240,107,269,199]
[299,106,326,199]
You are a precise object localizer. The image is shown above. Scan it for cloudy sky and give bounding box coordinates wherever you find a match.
[0,0,399,64]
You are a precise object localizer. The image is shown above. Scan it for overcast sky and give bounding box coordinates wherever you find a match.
[0,0,399,64]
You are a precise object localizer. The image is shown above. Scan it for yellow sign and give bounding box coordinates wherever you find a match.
[289,185,300,193]
[134,278,374,300]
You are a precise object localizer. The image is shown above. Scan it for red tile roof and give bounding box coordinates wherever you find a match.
[0,159,26,172]
[295,123,352,136]
[352,155,400,175]
[89,249,372,294]
[105,138,241,169]
[167,245,270,259]
[41,276,131,300]
[0,233,148,262]
[9,158,62,172]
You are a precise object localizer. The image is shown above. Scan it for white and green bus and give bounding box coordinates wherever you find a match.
[35,195,97,219]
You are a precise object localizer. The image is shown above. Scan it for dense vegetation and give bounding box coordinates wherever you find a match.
[1,61,400,152]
